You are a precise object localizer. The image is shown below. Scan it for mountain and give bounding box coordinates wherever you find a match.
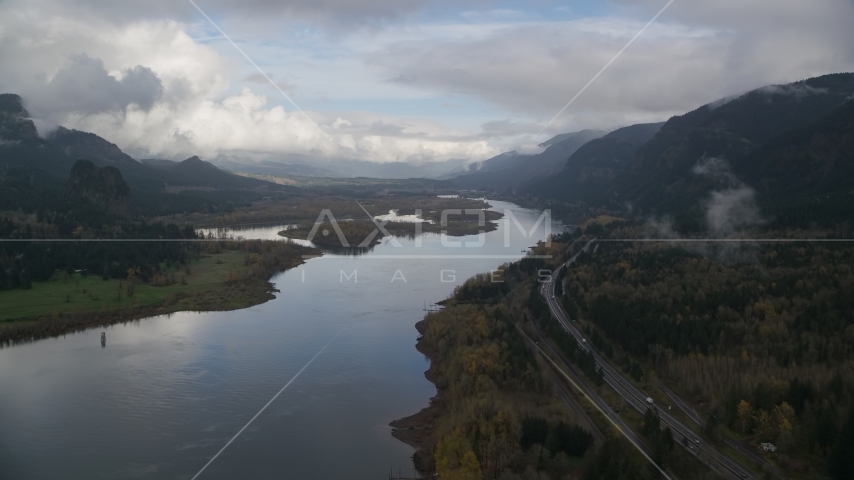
[538,132,580,148]
[0,93,296,217]
[449,150,532,177]
[449,130,607,191]
[168,156,278,190]
[0,94,78,175]
[521,72,854,228]
[617,72,854,216]
[49,127,141,170]
[0,94,39,141]
[47,127,180,191]
[736,98,854,226]
[63,159,132,215]
[526,122,664,203]
[0,93,286,195]
[140,159,178,169]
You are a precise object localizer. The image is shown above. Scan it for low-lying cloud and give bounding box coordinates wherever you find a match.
[649,157,765,260]
[693,157,764,237]
[704,186,762,237]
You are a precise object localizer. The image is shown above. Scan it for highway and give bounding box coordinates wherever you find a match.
[521,316,675,480]
[658,383,788,479]
[538,239,754,480]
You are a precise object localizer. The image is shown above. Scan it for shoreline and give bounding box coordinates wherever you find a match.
[0,246,316,345]
[0,278,278,345]
[389,318,443,471]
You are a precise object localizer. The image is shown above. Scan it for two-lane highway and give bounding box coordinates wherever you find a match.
[539,239,754,479]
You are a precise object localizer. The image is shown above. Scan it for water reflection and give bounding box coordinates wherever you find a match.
[0,200,561,480]
[197,223,299,241]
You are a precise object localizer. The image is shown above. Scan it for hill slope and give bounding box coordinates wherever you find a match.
[735,99,854,226]
[527,122,664,204]
[618,72,854,216]
[450,130,606,190]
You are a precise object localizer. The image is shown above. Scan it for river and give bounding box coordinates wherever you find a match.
[0,200,560,480]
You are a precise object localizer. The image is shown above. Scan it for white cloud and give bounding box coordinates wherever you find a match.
[693,157,765,236]
[1,0,853,165]
[367,1,854,133]
[0,1,498,164]
[28,54,163,116]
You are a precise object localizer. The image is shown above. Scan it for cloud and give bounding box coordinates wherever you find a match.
[25,54,163,117]
[704,186,762,237]
[243,73,270,84]
[691,157,766,238]
[243,73,296,93]
[440,101,466,109]
[30,118,61,138]
[648,157,764,260]
[478,120,542,137]
[757,83,828,98]
[692,156,739,187]
[693,158,764,237]
[367,1,854,133]
[0,3,498,164]
[7,0,461,29]
[2,0,853,164]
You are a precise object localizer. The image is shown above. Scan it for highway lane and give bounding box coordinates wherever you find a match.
[539,240,753,479]
[658,384,789,479]
[520,317,675,480]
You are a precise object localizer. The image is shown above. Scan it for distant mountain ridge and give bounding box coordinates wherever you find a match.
[449,129,607,190]
[0,93,284,194]
[526,122,664,204]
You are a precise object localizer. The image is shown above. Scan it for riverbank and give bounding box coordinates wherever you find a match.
[390,268,600,478]
[0,241,318,344]
[389,318,443,471]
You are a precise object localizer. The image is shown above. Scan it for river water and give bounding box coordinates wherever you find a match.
[0,200,560,480]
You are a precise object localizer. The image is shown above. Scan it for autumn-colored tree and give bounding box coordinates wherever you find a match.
[736,400,753,433]
[774,402,796,451]
[435,429,482,480]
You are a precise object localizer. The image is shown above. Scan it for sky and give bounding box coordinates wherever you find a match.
[2,0,854,167]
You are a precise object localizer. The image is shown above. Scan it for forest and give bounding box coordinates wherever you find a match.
[405,251,717,480]
[0,160,318,343]
[407,265,594,479]
[558,221,854,477]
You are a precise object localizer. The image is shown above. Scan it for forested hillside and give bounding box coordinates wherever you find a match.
[450,130,606,191]
[556,221,854,477]
[0,160,197,289]
[527,122,663,206]
[520,73,854,230]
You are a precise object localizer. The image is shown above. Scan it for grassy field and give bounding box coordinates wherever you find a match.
[0,250,255,321]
